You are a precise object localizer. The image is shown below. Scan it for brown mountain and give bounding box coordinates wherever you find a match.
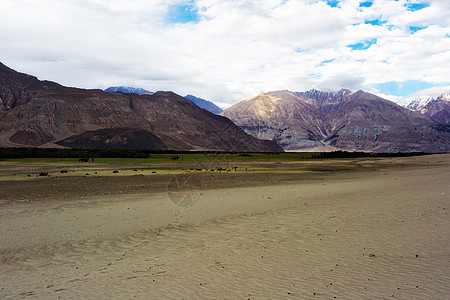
[0,63,282,152]
[221,89,450,152]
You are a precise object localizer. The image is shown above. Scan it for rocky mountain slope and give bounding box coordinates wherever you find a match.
[221,89,450,152]
[420,94,450,124]
[406,93,450,124]
[0,63,282,152]
[184,95,223,114]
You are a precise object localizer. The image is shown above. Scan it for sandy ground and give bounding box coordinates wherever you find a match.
[0,154,449,299]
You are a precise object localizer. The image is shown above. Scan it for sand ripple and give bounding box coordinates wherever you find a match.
[1,157,449,299]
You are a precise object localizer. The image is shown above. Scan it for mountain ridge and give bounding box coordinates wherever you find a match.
[0,63,282,152]
[405,93,450,124]
[104,86,154,95]
[221,89,450,152]
[104,85,223,115]
[3,62,448,153]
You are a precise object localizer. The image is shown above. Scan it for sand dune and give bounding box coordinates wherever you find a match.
[0,155,449,299]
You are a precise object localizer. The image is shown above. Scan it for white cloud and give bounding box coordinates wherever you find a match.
[0,0,449,106]
[405,85,450,100]
[373,92,409,106]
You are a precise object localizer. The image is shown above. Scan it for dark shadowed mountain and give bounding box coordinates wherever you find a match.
[104,86,154,95]
[0,63,282,152]
[184,95,223,114]
[56,128,168,150]
[221,89,450,152]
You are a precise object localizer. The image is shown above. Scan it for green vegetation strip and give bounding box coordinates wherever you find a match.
[0,149,429,163]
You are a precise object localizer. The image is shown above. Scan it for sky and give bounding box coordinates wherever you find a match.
[1,0,449,107]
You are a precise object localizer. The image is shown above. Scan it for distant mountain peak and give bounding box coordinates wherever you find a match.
[293,88,356,106]
[104,86,154,95]
[184,94,223,114]
[406,93,450,110]
[405,96,434,110]
[437,93,450,101]
[405,93,450,124]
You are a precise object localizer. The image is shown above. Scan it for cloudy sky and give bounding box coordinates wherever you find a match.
[1,0,449,107]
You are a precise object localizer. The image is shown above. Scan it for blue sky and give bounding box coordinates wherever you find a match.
[406,1,430,11]
[348,39,377,50]
[372,80,449,97]
[0,0,449,106]
[167,2,200,24]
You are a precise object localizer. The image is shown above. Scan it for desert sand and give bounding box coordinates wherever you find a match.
[0,154,449,299]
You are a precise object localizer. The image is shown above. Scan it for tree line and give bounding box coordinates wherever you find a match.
[0,147,431,159]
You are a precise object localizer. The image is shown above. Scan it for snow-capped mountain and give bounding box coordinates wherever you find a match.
[437,93,450,101]
[405,93,450,124]
[405,96,434,110]
[104,86,154,95]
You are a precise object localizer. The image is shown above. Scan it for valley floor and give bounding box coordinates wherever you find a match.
[0,154,449,299]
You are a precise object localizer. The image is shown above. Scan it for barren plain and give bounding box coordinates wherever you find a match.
[0,154,449,299]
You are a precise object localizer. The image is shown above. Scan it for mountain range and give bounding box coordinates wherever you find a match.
[221,89,450,153]
[105,87,223,115]
[405,93,450,124]
[0,63,282,152]
[1,62,449,153]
